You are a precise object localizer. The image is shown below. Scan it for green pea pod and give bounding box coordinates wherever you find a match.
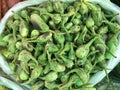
[9,63,16,73]
[28,32,52,43]
[20,61,29,74]
[18,50,38,65]
[79,2,88,15]
[43,63,50,74]
[15,41,23,50]
[83,60,93,73]
[40,71,58,82]
[53,1,64,14]
[45,0,53,12]
[65,22,73,30]
[60,74,81,89]
[65,34,73,42]
[98,26,108,35]
[22,42,34,52]
[54,31,65,48]
[22,65,43,85]
[69,25,81,33]
[2,34,13,42]
[45,81,59,90]
[61,74,69,83]
[19,70,29,81]
[1,49,14,59]
[0,35,8,47]
[31,81,44,90]
[38,51,47,65]
[30,29,40,39]
[103,21,120,33]
[47,43,59,53]
[58,42,71,55]
[76,36,97,59]
[19,20,29,37]
[67,68,89,84]
[49,59,66,72]
[105,32,119,59]
[34,44,44,58]
[72,18,81,25]
[86,16,94,29]
[41,14,50,23]
[49,20,56,29]
[76,26,88,44]
[60,56,74,68]
[68,43,75,60]
[30,13,51,32]
[31,65,43,79]
[20,10,29,22]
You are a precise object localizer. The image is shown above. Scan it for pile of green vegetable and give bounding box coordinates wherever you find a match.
[0,0,120,90]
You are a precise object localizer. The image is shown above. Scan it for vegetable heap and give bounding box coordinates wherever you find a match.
[0,0,120,90]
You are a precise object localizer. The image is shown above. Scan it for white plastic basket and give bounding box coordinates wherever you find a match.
[0,0,120,90]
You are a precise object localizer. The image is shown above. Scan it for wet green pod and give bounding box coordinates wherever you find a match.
[28,32,52,43]
[19,20,29,37]
[53,31,65,48]
[18,50,38,65]
[1,49,14,59]
[68,43,75,60]
[22,42,34,52]
[68,68,89,85]
[69,25,81,33]
[60,74,82,89]
[22,65,43,85]
[60,56,74,68]
[19,70,29,81]
[76,26,88,44]
[61,74,69,83]
[103,21,120,33]
[30,29,40,39]
[8,40,16,53]
[76,37,97,59]
[30,13,50,32]
[31,81,44,90]
[72,18,81,25]
[15,41,23,50]
[45,0,53,12]
[97,26,108,35]
[46,43,59,53]
[34,43,44,57]
[43,63,50,74]
[45,81,59,90]
[31,65,43,79]
[9,63,16,73]
[65,34,73,42]
[86,16,94,28]
[38,51,47,66]
[105,32,119,59]
[41,14,50,23]
[79,2,88,15]
[83,60,93,73]
[65,22,73,30]
[20,61,29,74]
[20,10,29,22]
[0,35,8,47]
[52,14,62,24]
[59,42,71,55]
[40,71,58,82]
[53,1,64,14]
[49,59,66,72]
[2,34,13,42]
[49,20,56,29]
